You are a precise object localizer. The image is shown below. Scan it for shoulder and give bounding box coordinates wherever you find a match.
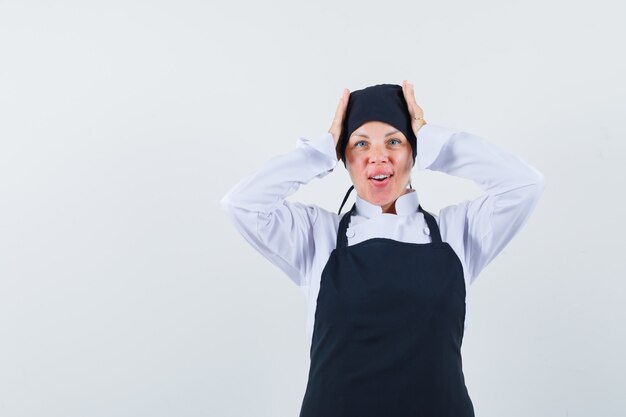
[310,203,342,231]
[436,201,472,233]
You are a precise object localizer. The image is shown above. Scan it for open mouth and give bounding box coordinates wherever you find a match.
[369,173,393,186]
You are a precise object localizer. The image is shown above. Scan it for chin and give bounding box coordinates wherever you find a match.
[367,192,398,206]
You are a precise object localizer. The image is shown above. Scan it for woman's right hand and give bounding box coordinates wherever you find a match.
[328,88,350,161]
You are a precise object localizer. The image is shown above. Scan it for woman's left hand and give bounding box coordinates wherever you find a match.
[402,80,427,137]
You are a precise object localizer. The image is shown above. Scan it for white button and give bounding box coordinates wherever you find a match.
[346,229,355,238]
[423,227,430,236]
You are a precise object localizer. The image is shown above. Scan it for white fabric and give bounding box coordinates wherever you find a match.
[220,123,545,352]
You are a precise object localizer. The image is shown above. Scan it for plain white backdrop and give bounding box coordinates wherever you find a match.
[1,1,624,416]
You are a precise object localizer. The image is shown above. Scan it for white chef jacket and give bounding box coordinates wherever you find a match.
[220,123,545,352]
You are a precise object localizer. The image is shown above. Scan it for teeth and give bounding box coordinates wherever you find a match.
[372,174,390,180]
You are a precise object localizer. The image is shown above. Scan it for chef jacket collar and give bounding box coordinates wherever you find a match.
[355,188,419,218]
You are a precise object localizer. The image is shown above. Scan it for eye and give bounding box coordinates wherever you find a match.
[354,140,367,147]
[389,138,401,145]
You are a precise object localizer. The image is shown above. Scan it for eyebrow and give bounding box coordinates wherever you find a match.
[351,129,400,139]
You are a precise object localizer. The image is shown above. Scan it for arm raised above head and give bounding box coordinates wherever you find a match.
[220,132,339,287]
[416,124,546,285]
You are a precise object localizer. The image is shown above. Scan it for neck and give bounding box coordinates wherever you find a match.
[381,188,412,214]
[381,201,397,214]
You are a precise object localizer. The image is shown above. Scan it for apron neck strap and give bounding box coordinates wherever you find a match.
[418,205,442,243]
[337,185,355,215]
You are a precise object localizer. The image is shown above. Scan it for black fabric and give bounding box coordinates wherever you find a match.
[299,204,475,417]
[338,83,417,167]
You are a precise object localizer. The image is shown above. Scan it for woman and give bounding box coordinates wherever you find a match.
[220,81,545,416]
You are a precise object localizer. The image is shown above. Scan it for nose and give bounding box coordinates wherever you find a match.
[369,144,389,164]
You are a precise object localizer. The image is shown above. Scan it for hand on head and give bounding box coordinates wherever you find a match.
[401,80,427,137]
[328,81,426,162]
[328,88,350,161]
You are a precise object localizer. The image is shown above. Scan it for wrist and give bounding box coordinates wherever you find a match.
[414,118,427,135]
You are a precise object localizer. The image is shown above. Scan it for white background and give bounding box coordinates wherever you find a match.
[1,1,624,416]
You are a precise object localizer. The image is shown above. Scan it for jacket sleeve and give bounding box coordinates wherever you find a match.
[416,124,546,285]
[219,132,339,287]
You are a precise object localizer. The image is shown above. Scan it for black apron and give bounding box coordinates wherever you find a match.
[299,203,475,417]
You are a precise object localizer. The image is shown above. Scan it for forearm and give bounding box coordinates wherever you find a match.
[220,132,338,214]
[417,124,545,195]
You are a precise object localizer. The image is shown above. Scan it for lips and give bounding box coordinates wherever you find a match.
[368,172,393,181]
[368,173,393,187]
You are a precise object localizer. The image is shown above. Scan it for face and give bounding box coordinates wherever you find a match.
[345,121,413,214]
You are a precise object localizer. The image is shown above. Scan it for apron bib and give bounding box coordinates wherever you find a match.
[299,203,475,417]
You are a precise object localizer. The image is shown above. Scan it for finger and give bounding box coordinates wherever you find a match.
[331,88,349,129]
[332,96,343,125]
[404,82,424,118]
[329,96,343,132]
[402,80,415,116]
[407,82,417,107]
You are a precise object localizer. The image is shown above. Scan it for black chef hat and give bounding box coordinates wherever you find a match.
[338,83,417,167]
